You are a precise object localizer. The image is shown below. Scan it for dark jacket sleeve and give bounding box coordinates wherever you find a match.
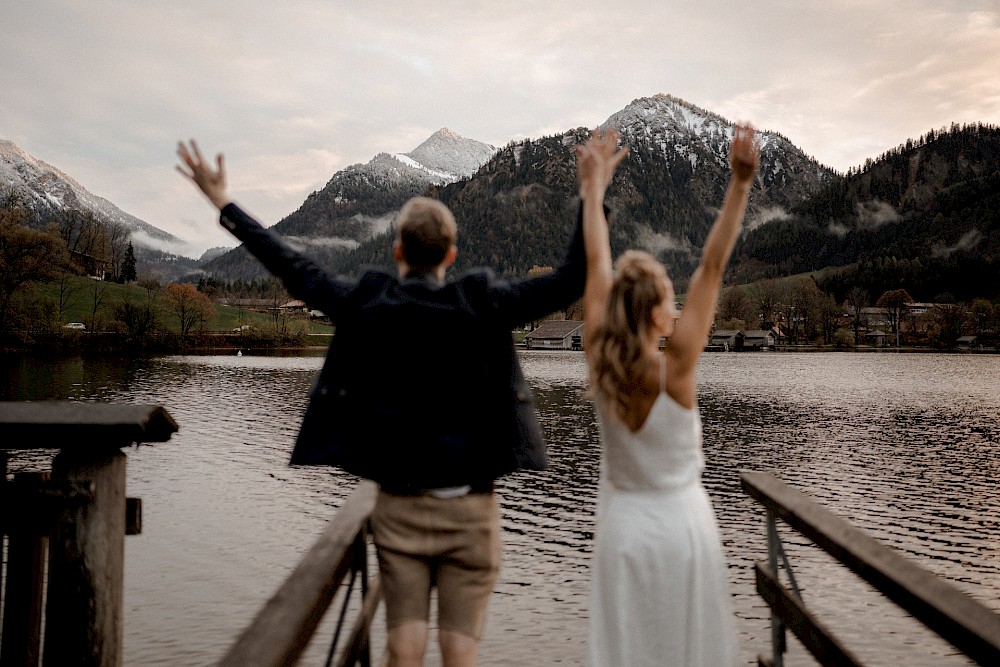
[486,201,595,327]
[219,203,355,316]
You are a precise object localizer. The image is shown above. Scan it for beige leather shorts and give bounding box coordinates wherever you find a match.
[372,489,501,639]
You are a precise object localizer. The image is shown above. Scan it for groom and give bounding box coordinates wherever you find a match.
[177,140,587,667]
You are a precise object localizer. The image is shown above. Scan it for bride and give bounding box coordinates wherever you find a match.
[577,124,759,666]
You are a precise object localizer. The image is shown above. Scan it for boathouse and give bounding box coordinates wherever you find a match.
[708,329,744,351]
[525,320,584,350]
[743,329,775,350]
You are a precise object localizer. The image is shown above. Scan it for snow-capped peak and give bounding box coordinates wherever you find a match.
[404,128,497,179]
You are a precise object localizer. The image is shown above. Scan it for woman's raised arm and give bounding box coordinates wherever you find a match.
[577,128,629,349]
[667,124,759,370]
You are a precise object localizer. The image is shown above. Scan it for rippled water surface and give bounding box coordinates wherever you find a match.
[3,350,998,666]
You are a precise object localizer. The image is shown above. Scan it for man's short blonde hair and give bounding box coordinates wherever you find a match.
[396,197,457,270]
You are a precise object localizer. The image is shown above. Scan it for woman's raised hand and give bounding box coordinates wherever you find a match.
[729,124,760,184]
[577,127,629,200]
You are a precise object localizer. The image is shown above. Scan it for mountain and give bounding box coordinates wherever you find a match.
[0,139,180,250]
[0,139,208,282]
[735,122,1000,301]
[200,129,497,280]
[330,95,835,291]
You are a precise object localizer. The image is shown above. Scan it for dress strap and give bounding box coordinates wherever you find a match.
[658,354,667,394]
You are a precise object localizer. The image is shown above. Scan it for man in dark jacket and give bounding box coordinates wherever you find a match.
[178,140,586,667]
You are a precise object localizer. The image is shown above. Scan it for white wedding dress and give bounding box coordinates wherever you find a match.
[588,358,738,666]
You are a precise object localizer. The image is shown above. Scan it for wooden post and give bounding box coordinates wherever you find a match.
[1,473,50,667]
[43,449,127,667]
[1,451,7,618]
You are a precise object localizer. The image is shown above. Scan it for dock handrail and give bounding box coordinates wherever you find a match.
[741,471,1000,667]
[217,480,382,667]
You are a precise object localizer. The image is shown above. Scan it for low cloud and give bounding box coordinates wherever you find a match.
[746,206,791,233]
[855,200,901,231]
[931,228,982,258]
[130,229,209,260]
[285,235,359,251]
[827,221,850,239]
[636,225,695,259]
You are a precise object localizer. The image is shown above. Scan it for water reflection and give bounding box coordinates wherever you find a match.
[1,350,998,666]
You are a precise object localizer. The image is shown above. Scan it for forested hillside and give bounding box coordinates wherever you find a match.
[735,123,1000,301]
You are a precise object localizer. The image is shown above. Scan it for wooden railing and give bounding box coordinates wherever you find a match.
[741,471,1000,667]
[0,401,178,667]
[217,481,382,667]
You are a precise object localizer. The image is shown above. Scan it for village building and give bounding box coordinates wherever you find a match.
[742,329,776,350]
[525,320,584,350]
[707,329,743,351]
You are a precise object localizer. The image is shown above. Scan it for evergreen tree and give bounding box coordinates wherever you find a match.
[119,241,138,283]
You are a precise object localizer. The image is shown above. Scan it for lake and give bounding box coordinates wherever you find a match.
[2,350,998,666]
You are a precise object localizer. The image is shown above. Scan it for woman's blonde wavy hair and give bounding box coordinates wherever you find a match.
[587,250,669,423]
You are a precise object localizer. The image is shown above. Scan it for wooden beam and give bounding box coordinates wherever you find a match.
[217,482,378,667]
[44,450,127,667]
[755,562,863,666]
[0,402,178,449]
[1,473,49,667]
[742,471,1000,666]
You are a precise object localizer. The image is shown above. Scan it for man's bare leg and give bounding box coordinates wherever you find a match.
[386,620,429,667]
[439,628,478,667]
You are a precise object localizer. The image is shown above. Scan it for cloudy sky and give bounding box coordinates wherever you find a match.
[3,1,999,256]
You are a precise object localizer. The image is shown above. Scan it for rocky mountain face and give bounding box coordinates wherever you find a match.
[200,129,497,280]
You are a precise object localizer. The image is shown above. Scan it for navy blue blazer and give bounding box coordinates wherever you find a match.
[219,202,586,491]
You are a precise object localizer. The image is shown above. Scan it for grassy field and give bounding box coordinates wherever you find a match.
[23,276,334,336]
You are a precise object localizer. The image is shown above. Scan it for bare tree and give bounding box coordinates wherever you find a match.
[845,287,869,346]
[162,283,215,336]
[817,293,844,345]
[55,272,83,324]
[717,285,755,329]
[87,278,109,331]
[875,289,913,347]
[105,220,130,282]
[751,279,784,331]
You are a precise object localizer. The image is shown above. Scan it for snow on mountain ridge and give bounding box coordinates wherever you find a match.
[404,128,497,179]
[604,94,833,198]
[1,139,180,248]
[314,129,497,204]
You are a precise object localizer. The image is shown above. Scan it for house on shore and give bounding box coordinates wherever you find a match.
[525,320,584,350]
[865,330,889,346]
[743,330,776,350]
[706,329,775,351]
[707,329,743,351]
[956,335,979,350]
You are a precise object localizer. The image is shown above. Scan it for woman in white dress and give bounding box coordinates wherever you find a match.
[577,124,759,667]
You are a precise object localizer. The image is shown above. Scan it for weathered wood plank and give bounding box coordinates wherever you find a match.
[755,562,864,666]
[742,471,1000,666]
[217,481,378,667]
[0,402,178,449]
[44,450,127,667]
[1,472,49,667]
